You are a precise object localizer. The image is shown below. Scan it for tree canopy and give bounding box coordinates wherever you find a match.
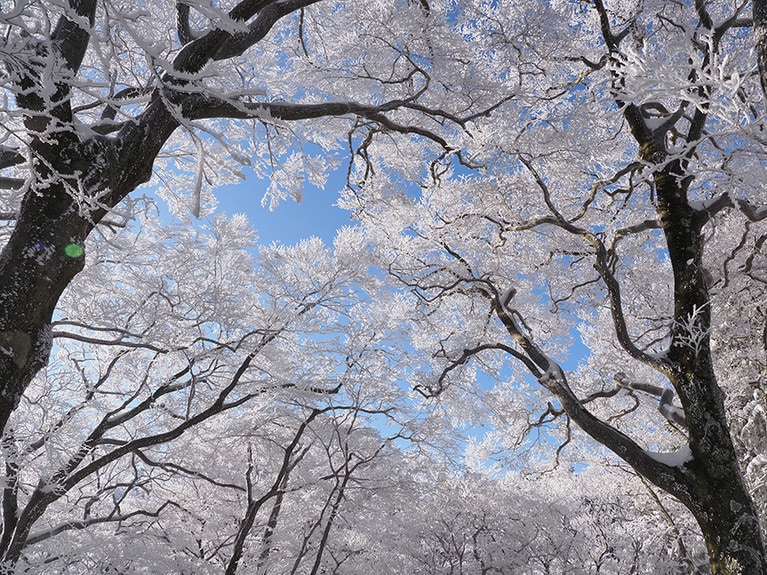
[1,0,767,573]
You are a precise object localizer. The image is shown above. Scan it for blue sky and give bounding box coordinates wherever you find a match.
[214,171,350,246]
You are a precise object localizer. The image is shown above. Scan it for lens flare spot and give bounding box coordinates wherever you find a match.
[64,244,84,258]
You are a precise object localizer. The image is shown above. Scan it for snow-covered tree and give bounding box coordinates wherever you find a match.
[3,0,767,573]
[344,0,767,572]
[0,207,694,573]
[0,210,416,572]
[0,0,485,436]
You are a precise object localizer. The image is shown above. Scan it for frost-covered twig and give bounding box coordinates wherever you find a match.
[673,304,712,356]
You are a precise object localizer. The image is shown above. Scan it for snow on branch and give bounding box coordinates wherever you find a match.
[646,444,693,468]
[615,372,687,429]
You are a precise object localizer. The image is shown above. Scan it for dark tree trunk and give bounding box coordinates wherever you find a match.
[755,0,767,100]
[687,468,765,575]
[629,107,767,574]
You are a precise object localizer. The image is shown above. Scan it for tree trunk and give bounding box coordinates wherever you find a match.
[0,185,90,434]
[693,487,765,575]
[623,78,767,572]
[674,353,767,574]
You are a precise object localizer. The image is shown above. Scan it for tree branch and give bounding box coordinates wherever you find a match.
[25,500,179,546]
[177,94,454,154]
[491,290,690,497]
[755,0,767,100]
[213,0,324,61]
[415,342,536,398]
[0,149,25,171]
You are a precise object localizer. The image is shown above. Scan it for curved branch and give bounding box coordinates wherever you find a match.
[517,156,670,372]
[415,342,536,398]
[591,239,671,373]
[171,0,321,75]
[615,372,687,429]
[612,219,661,245]
[99,86,152,122]
[183,94,452,149]
[492,293,690,496]
[25,500,180,546]
[51,329,169,353]
[213,0,324,61]
[134,450,245,492]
